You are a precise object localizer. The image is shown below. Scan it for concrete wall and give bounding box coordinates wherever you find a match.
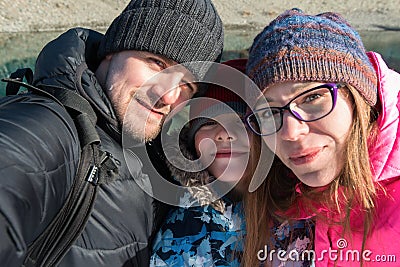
[1,0,400,33]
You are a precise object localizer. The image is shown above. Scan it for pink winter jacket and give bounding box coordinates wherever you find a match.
[313,52,400,266]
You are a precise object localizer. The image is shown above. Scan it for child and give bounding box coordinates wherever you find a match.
[150,59,257,266]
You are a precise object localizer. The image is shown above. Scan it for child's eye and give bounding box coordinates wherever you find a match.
[202,119,218,127]
[197,119,219,131]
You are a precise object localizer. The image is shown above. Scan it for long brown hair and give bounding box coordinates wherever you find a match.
[243,85,381,267]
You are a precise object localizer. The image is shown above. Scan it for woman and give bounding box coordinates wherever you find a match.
[243,8,400,266]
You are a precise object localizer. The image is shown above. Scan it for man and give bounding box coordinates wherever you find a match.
[0,0,223,266]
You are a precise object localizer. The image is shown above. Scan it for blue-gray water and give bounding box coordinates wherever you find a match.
[1,30,400,96]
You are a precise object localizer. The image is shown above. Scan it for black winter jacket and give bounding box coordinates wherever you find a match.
[0,28,157,266]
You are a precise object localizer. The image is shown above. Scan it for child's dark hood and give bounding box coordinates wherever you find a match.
[163,126,225,210]
[164,126,210,187]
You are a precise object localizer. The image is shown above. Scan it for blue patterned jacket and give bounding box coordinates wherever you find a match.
[150,197,245,267]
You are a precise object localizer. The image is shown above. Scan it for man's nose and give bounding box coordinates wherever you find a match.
[151,72,184,106]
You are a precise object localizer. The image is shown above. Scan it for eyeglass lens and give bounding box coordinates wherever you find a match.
[247,83,338,136]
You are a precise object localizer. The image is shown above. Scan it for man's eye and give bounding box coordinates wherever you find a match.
[180,81,196,94]
[150,58,166,69]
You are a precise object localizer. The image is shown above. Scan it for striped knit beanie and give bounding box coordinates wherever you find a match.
[188,59,248,144]
[246,8,378,106]
[97,0,224,79]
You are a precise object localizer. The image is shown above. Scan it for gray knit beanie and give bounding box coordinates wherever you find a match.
[97,0,224,79]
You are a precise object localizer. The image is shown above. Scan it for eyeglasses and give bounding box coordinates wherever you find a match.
[245,83,344,136]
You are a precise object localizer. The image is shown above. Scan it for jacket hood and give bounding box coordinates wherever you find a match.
[367,52,400,182]
[32,28,121,140]
[164,126,210,186]
[163,126,226,210]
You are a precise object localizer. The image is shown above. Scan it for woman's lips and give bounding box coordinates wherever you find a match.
[289,148,323,165]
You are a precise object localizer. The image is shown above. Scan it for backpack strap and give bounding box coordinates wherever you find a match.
[2,69,118,266]
[2,76,98,147]
[5,68,33,95]
[23,142,118,267]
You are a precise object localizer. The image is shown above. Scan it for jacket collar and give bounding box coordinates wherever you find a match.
[33,28,121,141]
[367,52,400,182]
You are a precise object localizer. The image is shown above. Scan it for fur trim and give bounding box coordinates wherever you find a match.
[163,126,225,211]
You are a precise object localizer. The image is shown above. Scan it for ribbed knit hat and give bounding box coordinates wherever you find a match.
[246,8,378,106]
[97,0,224,79]
[188,59,248,144]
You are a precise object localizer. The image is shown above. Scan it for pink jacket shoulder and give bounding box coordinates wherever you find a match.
[314,52,400,266]
[367,52,400,182]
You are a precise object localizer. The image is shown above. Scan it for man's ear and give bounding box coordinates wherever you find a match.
[105,54,113,61]
[95,54,113,89]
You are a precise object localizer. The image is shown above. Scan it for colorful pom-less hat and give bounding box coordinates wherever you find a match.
[246,8,378,106]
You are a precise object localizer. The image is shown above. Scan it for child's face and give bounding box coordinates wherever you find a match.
[194,113,253,185]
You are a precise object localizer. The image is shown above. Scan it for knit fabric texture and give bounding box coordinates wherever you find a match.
[97,0,224,79]
[246,8,378,106]
[188,59,248,144]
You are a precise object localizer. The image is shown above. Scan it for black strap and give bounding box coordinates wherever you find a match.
[5,68,33,95]
[2,77,63,106]
[22,143,105,267]
[1,77,99,147]
[42,85,98,128]
[22,144,118,267]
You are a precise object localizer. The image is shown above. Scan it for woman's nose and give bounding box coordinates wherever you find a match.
[279,112,309,141]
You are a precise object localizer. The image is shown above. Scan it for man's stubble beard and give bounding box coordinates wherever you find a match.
[106,83,168,144]
[122,111,166,143]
